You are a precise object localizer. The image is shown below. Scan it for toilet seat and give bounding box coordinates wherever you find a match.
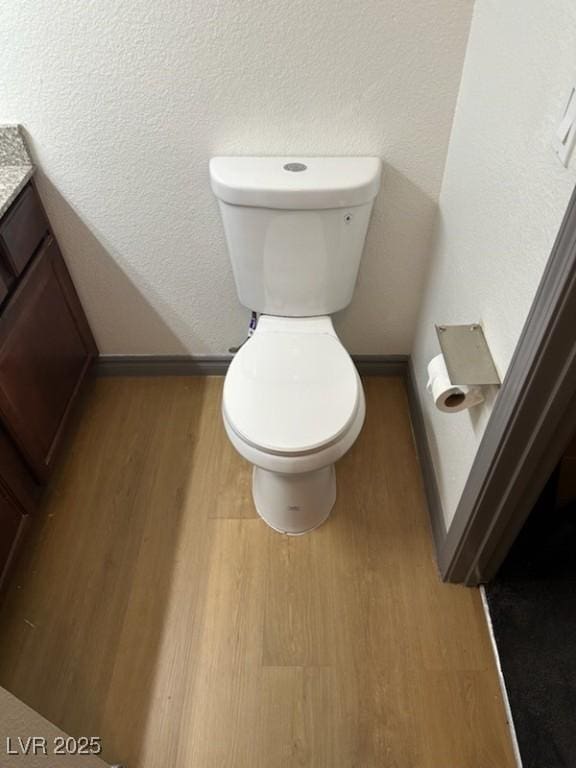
[223,316,361,456]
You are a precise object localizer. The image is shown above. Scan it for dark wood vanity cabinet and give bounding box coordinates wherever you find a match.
[0,181,97,585]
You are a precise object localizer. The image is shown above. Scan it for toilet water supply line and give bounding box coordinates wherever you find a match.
[229,311,258,354]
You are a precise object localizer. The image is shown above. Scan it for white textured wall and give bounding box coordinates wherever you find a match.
[0,0,472,354]
[412,0,576,528]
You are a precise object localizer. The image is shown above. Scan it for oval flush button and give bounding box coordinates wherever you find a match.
[283,162,307,172]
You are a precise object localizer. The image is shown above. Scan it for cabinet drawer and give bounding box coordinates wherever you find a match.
[0,184,49,276]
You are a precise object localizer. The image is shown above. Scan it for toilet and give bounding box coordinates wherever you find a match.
[210,156,382,534]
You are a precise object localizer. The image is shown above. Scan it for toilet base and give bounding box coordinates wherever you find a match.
[252,465,336,535]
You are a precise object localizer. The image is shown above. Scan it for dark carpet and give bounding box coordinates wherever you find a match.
[485,477,576,768]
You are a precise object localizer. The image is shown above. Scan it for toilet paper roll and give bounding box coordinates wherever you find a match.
[426,354,484,413]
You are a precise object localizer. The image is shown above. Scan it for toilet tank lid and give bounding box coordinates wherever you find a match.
[209,156,382,210]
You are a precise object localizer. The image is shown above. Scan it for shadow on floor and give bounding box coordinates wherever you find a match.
[0,376,210,766]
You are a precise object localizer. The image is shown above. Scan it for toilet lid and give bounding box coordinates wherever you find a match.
[223,330,360,454]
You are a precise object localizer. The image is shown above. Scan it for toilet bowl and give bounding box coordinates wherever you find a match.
[223,315,365,533]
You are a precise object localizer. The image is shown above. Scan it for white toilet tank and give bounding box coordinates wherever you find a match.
[210,156,382,316]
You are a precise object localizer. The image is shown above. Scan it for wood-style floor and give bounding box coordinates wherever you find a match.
[0,377,515,767]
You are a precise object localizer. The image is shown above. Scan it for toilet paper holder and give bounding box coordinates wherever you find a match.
[435,324,501,386]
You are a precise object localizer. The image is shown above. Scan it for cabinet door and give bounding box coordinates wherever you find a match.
[0,237,97,481]
[0,425,39,514]
[0,269,10,306]
[0,487,27,589]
